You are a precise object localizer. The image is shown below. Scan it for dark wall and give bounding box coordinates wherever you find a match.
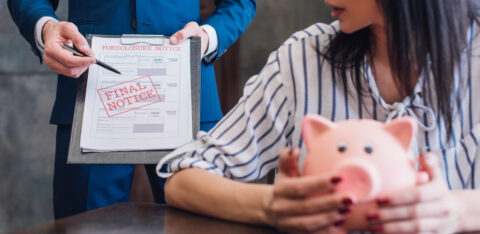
[0,1,68,232]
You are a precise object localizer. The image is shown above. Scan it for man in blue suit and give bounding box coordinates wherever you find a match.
[8,0,255,219]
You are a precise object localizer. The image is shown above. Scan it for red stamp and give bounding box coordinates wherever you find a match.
[97,76,162,117]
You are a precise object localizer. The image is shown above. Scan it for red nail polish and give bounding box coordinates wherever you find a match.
[366,213,380,221]
[342,198,353,206]
[338,207,350,214]
[371,225,384,232]
[377,198,390,206]
[334,220,345,227]
[288,147,294,156]
[331,177,342,185]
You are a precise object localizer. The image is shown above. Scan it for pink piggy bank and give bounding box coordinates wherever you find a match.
[302,115,424,231]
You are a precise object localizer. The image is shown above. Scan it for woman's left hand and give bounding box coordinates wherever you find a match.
[366,153,466,234]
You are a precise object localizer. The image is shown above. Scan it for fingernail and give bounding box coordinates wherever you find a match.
[338,207,350,214]
[288,147,294,156]
[342,198,353,206]
[170,36,177,44]
[371,224,384,232]
[366,213,380,221]
[330,177,342,185]
[334,219,345,227]
[377,198,390,206]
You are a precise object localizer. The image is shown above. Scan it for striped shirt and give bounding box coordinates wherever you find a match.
[161,21,480,190]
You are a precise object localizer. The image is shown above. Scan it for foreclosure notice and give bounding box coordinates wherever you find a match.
[80,36,193,152]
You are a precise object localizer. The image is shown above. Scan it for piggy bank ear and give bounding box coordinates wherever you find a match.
[383,117,418,151]
[302,115,335,149]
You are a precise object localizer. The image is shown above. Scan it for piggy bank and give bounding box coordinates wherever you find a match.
[302,115,422,231]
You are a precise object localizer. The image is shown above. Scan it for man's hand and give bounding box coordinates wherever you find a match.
[170,22,209,57]
[42,20,96,78]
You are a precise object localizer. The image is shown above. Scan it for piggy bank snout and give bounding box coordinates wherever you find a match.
[334,159,381,203]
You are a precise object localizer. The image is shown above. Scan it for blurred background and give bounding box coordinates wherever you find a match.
[0,0,332,232]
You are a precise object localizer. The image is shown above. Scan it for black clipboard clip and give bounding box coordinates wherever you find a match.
[120,34,167,46]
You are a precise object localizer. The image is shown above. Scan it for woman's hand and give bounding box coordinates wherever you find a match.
[264,147,355,233]
[366,153,465,234]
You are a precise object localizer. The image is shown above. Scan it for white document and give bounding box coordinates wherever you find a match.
[80,36,193,152]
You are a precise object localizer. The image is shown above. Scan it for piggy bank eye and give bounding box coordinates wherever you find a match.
[364,144,374,154]
[337,141,347,153]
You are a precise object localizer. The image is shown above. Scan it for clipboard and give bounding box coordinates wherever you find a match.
[67,34,201,164]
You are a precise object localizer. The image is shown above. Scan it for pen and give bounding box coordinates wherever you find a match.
[61,43,122,75]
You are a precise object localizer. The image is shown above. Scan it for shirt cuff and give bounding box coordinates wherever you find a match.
[34,16,58,55]
[200,24,218,57]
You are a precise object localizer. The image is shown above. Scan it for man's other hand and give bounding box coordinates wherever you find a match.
[170,22,209,57]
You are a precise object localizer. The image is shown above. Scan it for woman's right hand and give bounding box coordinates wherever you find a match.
[264,147,355,233]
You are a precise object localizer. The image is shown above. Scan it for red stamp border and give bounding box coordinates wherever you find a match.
[97,75,162,118]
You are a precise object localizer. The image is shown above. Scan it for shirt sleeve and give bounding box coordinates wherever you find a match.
[200,24,218,57]
[34,16,58,56]
[166,51,294,182]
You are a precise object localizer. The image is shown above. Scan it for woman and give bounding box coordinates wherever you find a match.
[158,0,480,233]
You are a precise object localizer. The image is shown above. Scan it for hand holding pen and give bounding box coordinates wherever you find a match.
[61,43,121,75]
[41,20,120,77]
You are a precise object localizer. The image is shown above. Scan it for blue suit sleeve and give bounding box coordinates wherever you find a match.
[7,0,58,59]
[202,0,256,64]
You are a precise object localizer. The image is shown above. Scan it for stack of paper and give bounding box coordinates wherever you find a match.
[80,36,193,152]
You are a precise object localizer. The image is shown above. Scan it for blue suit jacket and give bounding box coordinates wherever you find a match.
[8,0,256,125]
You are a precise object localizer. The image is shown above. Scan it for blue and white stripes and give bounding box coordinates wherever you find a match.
[164,21,480,189]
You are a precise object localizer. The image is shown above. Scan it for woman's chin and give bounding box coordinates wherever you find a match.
[339,22,356,34]
[339,22,367,34]
[339,28,356,34]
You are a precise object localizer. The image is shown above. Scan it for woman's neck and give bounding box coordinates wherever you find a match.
[370,24,388,65]
[369,23,407,104]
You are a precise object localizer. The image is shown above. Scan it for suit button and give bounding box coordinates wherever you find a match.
[131,19,137,30]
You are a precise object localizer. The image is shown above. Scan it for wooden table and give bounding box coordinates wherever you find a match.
[12,202,279,234]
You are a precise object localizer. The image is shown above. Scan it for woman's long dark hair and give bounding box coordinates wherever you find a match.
[325,0,479,137]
